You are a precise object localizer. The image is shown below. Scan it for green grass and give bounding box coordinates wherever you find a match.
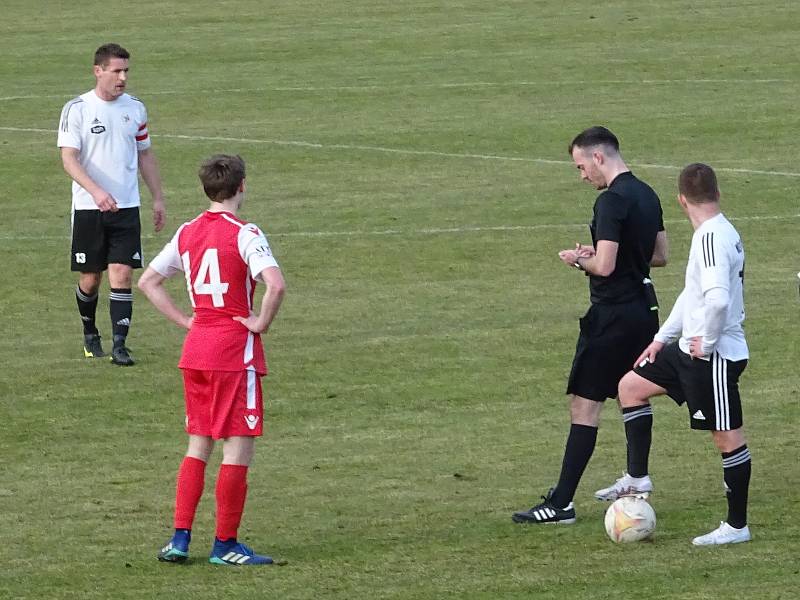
[2,1,800,598]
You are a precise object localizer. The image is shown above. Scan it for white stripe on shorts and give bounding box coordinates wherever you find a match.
[243,331,254,365]
[246,367,257,410]
[712,352,731,430]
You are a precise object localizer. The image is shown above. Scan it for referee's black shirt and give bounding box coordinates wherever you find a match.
[587,171,664,305]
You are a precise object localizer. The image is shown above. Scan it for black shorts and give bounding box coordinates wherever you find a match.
[71,207,143,272]
[633,341,746,431]
[567,299,658,402]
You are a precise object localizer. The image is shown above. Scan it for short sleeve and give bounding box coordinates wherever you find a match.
[135,103,152,151]
[57,99,83,150]
[149,227,184,278]
[593,191,628,242]
[238,224,279,281]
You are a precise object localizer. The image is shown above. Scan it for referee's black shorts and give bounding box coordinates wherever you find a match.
[70,207,143,272]
[567,299,658,402]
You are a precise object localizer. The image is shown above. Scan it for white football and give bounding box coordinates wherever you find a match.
[604,496,656,543]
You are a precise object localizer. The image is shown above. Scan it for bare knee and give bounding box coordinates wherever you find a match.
[222,437,256,466]
[79,272,102,295]
[186,435,214,462]
[712,429,746,453]
[107,263,133,288]
[618,371,659,409]
[570,395,603,426]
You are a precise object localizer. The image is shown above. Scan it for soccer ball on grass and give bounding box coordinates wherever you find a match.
[604,496,656,543]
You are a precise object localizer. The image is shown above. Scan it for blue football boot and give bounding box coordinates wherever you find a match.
[209,538,273,566]
[157,529,191,563]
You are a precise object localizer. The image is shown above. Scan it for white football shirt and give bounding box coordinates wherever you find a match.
[57,90,151,210]
[655,213,748,361]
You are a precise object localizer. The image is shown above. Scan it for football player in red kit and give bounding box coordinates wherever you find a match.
[138,154,285,565]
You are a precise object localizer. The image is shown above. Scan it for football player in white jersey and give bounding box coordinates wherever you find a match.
[57,43,166,365]
[597,163,752,545]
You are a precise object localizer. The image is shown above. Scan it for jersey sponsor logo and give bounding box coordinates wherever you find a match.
[244,415,260,430]
[90,117,106,133]
[254,245,272,257]
[122,114,130,122]
[692,410,706,420]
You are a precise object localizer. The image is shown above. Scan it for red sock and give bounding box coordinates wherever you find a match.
[173,456,207,530]
[215,464,249,540]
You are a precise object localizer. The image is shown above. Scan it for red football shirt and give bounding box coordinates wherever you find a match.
[149,210,280,373]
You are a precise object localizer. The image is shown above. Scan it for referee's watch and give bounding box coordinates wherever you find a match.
[574,257,585,271]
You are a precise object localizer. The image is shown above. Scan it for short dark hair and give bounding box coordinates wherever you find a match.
[568,126,620,156]
[198,154,246,202]
[94,43,130,67]
[679,163,719,204]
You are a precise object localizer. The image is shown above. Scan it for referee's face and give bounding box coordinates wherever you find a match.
[94,57,130,101]
[571,147,607,190]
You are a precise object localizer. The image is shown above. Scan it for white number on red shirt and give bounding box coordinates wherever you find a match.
[181,249,230,307]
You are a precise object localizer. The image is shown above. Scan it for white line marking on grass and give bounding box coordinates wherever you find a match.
[0,78,793,101]
[3,126,800,179]
[2,214,798,242]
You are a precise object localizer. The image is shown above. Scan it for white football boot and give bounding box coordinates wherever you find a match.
[692,521,751,546]
[594,472,653,501]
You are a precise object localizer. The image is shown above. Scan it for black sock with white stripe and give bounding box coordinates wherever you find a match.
[110,288,133,346]
[550,424,598,509]
[76,286,99,335]
[623,404,653,478]
[722,445,751,529]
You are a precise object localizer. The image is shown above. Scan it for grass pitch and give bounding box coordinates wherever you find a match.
[1,1,799,598]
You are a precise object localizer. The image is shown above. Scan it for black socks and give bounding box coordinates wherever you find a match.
[550,424,598,508]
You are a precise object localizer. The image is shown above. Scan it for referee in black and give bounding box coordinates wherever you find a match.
[512,126,668,524]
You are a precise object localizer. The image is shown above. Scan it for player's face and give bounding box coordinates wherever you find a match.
[93,58,129,101]
[571,147,607,190]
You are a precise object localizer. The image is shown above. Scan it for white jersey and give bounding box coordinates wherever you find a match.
[655,213,748,361]
[57,90,151,211]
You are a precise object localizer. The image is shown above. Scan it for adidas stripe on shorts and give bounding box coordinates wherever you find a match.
[633,341,746,431]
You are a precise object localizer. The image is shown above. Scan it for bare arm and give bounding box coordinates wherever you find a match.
[138,147,166,232]
[233,267,286,334]
[60,147,117,212]
[137,266,193,330]
[650,230,668,267]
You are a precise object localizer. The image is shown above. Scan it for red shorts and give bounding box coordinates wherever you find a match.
[181,368,264,439]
